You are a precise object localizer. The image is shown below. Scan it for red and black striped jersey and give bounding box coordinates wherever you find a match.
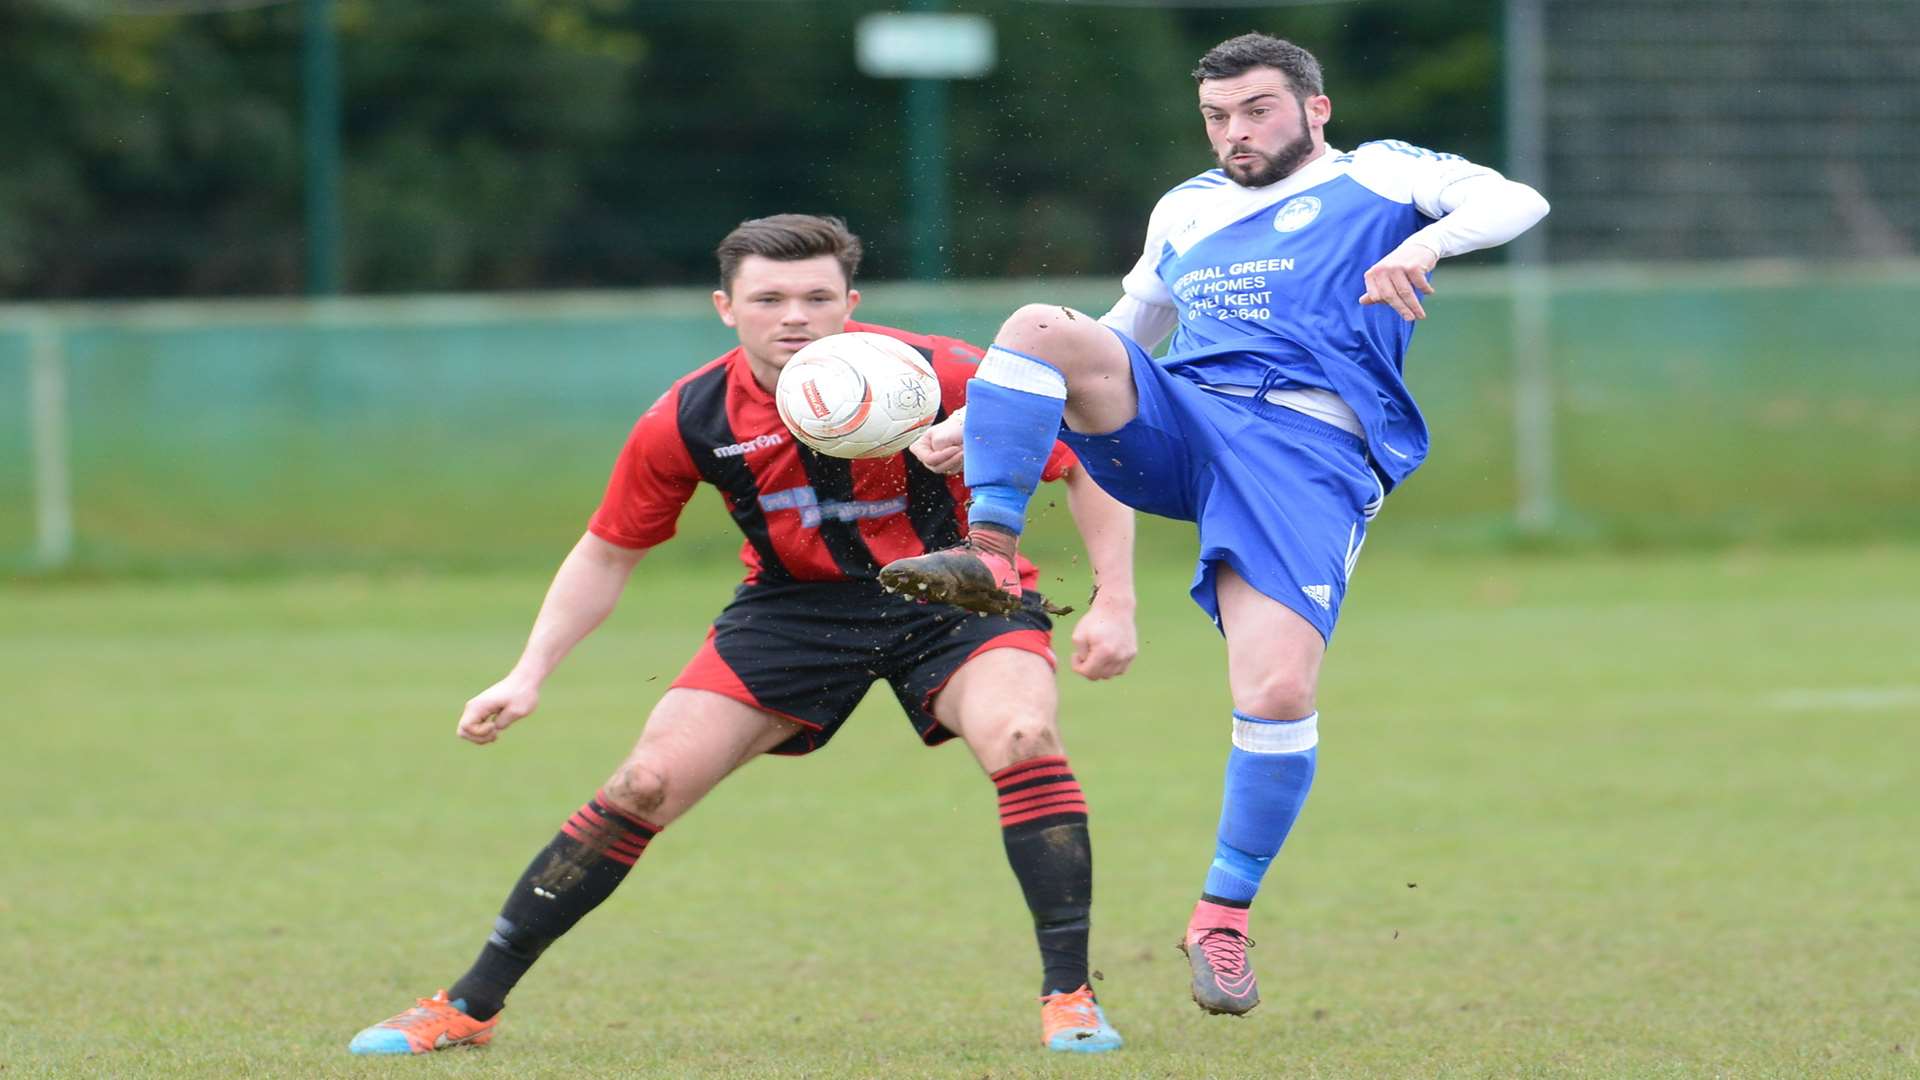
[588,320,1076,587]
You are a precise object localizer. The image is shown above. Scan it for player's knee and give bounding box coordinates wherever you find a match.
[603,759,668,818]
[998,303,1060,345]
[997,303,1104,371]
[1237,671,1317,722]
[994,711,1063,763]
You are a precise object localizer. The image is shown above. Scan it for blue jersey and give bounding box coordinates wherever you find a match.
[1109,141,1500,491]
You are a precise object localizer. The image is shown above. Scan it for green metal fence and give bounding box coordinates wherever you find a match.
[4,263,1916,575]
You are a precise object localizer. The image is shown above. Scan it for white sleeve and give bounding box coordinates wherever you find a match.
[1406,171,1550,259]
[1096,193,1180,350]
[1098,293,1178,351]
[1348,141,1549,260]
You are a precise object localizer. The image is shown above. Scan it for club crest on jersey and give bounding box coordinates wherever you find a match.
[1273,196,1322,233]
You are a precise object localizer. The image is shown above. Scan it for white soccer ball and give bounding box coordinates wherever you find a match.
[775,331,942,459]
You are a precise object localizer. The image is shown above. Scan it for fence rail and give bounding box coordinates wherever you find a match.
[6,261,1917,573]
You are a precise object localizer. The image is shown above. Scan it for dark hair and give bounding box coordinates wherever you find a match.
[715,214,863,292]
[1191,33,1324,98]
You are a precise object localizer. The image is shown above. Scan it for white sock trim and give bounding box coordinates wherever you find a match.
[1231,711,1319,754]
[976,345,1068,399]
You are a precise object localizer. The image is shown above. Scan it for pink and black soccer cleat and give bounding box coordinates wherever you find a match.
[1180,926,1261,1015]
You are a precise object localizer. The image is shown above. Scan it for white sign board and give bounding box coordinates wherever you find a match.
[856,13,996,80]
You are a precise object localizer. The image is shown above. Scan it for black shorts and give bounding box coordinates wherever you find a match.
[670,579,1056,756]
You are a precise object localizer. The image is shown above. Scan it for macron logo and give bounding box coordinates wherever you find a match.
[1301,584,1333,610]
[712,433,785,459]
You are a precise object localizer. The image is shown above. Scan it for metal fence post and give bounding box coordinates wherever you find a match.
[304,0,343,295]
[1504,0,1555,533]
[28,320,74,569]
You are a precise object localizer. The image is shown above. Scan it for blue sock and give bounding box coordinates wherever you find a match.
[1200,711,1319,906]
[963,346,1067,534]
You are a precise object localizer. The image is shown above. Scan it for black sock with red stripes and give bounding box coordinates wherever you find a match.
[991,754,1094,996]
[447,792,660,1020]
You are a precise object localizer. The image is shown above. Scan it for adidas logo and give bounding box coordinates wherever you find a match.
[1301,584,1333,610]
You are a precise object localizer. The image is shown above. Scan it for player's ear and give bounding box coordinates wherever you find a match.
[845,288,861,315]
[1305,94,1331,130]
[712,289,737,327]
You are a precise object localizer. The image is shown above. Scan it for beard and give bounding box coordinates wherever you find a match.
[1219,107,1317,188]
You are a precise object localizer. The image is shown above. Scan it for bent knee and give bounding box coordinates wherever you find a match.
[1235,674,1317,722]
[997,304,1111,368]
[999,303,1068,342]
[989,714,1064,766]
[603,759,669,818]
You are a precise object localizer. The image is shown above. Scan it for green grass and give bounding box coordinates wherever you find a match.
[4,547,1919,1077]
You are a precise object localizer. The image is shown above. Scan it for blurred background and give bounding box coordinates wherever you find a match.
[5,5,1918,1075]
[3,0,1914,574]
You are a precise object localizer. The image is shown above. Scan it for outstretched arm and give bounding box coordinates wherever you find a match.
[1063,465,1138,681]
[1361,172,1550,321]
[457,531,648,745]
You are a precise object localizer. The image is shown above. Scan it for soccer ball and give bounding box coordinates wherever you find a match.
[775,332,942,459]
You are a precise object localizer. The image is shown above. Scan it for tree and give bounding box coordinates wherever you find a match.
[0,0,1496,298]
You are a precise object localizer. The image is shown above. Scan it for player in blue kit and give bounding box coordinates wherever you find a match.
[881,33,1549,1015]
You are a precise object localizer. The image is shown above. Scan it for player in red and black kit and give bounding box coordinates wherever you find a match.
[348,216,1139,1056]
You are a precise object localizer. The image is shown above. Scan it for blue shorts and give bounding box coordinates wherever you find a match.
[1058,331,1384,642]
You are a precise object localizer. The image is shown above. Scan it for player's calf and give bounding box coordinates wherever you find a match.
[444,794,661,1018]
[953,344,1069,540]
[346,790,664,1055]
[985,753,1121,1052]
[990,755,1094,990]
[1182,710,1320,1016]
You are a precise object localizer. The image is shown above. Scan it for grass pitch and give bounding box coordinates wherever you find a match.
[4,547,1917,1078]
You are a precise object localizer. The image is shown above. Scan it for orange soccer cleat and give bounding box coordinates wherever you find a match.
[1039,985,1123,1053]
[347,990,498,1055]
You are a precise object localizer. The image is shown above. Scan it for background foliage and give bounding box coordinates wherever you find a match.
[0,0,1498,297]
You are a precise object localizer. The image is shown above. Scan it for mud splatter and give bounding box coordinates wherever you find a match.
[532,813,630,894]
